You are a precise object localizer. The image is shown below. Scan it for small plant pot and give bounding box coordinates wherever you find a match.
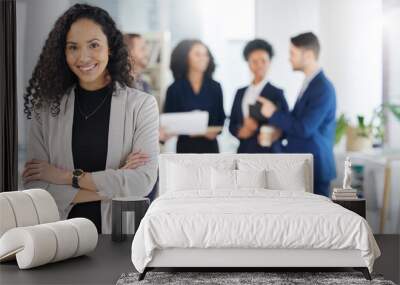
[346,127,373,152]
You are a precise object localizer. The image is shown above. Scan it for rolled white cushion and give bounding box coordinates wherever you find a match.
[42,221,79,262]
[0,191,39,227]
[0,218,98,269]
[0,226,57,269]
[0,189,60,239]
[24,189,59,223]
[68,218,98,257]
[0,196,17,237]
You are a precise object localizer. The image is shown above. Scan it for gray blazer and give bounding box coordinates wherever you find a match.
[23,84,159,233]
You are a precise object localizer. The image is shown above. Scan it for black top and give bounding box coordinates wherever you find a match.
[163,78,226,153]
[163,78,226,126]
[72,84,112,172]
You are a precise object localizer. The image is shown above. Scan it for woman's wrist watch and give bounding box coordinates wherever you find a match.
[72,169,85,189]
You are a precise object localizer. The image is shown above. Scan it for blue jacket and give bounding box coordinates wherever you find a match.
[268,70,337,182]
[229,82,289,153]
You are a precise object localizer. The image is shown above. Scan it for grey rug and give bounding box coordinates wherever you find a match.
[116,271,396,285]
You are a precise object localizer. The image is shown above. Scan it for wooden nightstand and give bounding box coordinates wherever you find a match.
[332,198,366,218]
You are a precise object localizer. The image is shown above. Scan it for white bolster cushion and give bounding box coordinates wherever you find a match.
[0,196,17,237]
[68,218,98,257]
[0,191,39,228]
[0,218,98,269]
[0,189,59,238]
[24,189,60,223]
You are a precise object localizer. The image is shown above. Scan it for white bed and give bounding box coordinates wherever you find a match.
[131,154,380,280]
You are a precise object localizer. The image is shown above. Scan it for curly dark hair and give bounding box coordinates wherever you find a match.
[170,39,215,80]
[243,39,274,61]
[23,3,133,119]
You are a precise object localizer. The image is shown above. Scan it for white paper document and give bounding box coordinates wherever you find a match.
[160,111,209,135]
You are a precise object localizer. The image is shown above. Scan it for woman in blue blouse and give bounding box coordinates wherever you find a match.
[163,40,226,153]
[229,39,289,153]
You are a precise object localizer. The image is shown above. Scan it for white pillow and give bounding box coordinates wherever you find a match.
[211,168,267,190]
[211,168,236,190]
[237,159,308,191]
[266,164,306,191]
[237,169,267,189]
[167,162,211,191]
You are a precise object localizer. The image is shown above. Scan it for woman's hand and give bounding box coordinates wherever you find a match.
[257,97,277,118]
[120,151,149,169]
[237,117,258,139]
[22,159,70,185]
[159,127,174,142]
[204,130,219,140]
[244,117,258,132]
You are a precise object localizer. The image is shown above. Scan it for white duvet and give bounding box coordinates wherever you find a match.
[131,190,380,273]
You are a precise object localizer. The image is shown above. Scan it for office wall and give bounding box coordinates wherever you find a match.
[255,0,321,109]
[255,0,383,122]
[320,0,382,123]
[383,4,400,148]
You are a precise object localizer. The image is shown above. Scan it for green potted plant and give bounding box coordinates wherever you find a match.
[335,103,400,151]
[346,115,373,151]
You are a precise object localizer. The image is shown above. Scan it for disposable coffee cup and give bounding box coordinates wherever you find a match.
[259,126,274,147]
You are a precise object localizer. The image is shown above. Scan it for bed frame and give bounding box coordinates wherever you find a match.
[139,248,371,280]
[139,154,372,281]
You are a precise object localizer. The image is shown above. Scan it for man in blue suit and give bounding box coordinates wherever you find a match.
[257,32,336,197]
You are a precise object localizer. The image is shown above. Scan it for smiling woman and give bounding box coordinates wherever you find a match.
[22,4,159,234]
[65,18,111,91]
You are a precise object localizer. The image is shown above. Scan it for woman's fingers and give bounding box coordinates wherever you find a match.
[123,163,141,170]
[22,164,42,177]
[125,158,148,168]
[24,175,40,183]
[127,150,141,159]
[23,160,44,176]
[126,157,148,166]
[122,158,148,169]
[127,151,149,160]
[24,160,42,169]
[23,168,41,177]
[126,153,149,163]
[23,169,41,182]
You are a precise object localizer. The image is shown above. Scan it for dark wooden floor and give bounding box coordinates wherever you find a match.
[373,235,400,284]
[0,235,398,284]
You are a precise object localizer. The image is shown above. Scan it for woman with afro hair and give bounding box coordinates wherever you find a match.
[229,39,289,153]
[22,4,159,233]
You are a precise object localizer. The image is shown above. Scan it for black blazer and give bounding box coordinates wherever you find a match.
[229,82,289,153]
